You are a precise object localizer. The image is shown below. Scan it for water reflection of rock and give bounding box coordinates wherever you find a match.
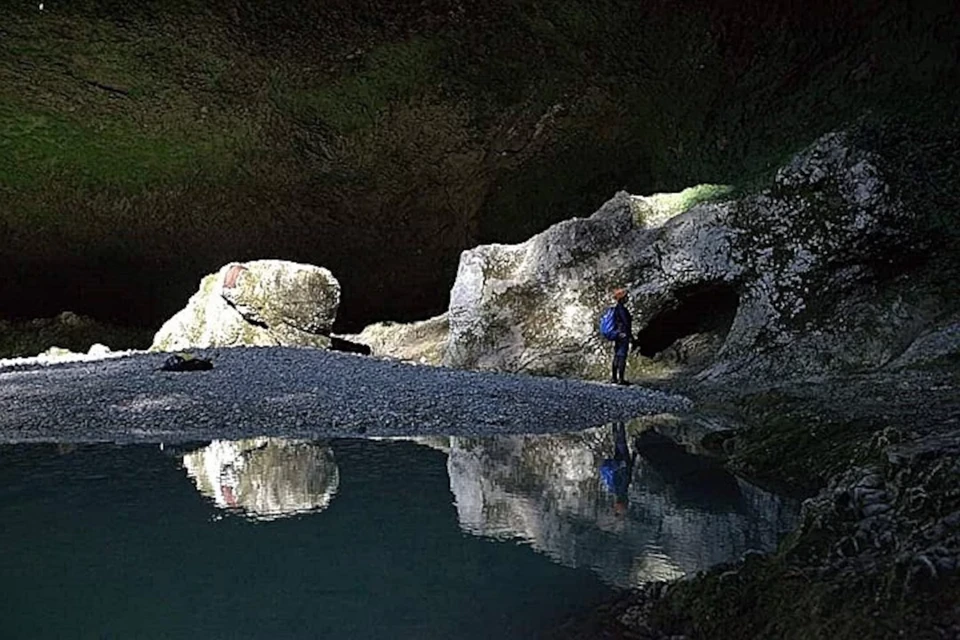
[182,439,339,521]
[446,427,798,587]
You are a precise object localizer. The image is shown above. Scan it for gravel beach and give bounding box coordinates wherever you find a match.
[0,347,692,443]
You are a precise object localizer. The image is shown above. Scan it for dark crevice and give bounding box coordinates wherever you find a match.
[329,335,372,355]
[221,296,270,330]
[634,283,740,358]
[238,313,270,330]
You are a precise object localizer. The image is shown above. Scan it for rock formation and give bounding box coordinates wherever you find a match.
[0,311,149,360]
[182,438,340,520]
[444,128,954,382]
[339,313,448,364]
[151,260,340,352]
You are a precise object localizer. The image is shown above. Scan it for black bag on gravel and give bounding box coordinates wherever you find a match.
[159,353,214,372]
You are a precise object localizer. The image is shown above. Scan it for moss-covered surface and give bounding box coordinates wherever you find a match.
[631,184,735,226]
[0,313,151,358]
[2,0,958,330]
[723,392,889,497]
[646,554,959,640]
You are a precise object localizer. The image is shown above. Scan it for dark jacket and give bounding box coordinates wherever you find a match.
[613,301,632,339]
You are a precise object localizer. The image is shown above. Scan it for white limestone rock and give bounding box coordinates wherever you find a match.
[340,313,448,365]
[444,130,926,382]
[151,260,340,352]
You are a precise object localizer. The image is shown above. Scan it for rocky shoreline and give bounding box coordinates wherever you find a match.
[0,346,691,443]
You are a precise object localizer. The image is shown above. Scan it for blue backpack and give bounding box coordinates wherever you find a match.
[600,459,618,491]
[599,307,618,340]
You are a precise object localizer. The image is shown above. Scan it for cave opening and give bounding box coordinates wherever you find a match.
[634,283,740,360]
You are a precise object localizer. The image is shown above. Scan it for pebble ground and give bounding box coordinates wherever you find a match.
[0,346,692,443]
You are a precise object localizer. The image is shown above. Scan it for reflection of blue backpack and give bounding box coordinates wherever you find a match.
[599,307,617,340]
[600,459,617,491]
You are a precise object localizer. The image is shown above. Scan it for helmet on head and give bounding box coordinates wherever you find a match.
[613,288,627,301]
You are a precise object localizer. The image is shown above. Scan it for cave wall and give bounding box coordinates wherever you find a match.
[1,0,957,331]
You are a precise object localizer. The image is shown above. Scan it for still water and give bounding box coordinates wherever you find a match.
[0,425,797,639]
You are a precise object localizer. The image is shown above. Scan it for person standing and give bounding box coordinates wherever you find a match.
[611,288,633,385]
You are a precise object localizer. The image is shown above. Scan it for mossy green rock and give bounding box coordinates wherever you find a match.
[0,311,149,359]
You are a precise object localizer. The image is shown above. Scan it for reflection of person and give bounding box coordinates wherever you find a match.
[600,422,638,515]
[610,288,634,385]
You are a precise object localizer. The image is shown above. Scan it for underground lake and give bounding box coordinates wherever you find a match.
[0,425,797,639]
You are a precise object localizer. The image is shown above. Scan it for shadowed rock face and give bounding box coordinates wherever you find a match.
[445,427,797,587]
[633,283,739,359]
[182,438,340,520]
[1,1,956,331]
[443,128,959,382]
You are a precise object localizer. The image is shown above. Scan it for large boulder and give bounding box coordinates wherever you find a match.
[444,128,947,382]
[152,260,340,351]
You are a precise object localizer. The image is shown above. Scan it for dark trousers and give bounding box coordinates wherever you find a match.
[612,338,629,382]
[613,422,630,461]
